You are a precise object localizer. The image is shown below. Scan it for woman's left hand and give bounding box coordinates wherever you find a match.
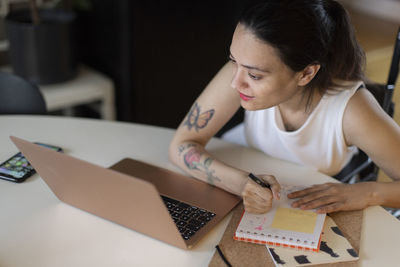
[287,182,379,213]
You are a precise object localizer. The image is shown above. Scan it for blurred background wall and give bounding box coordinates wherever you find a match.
[0,0,399,131]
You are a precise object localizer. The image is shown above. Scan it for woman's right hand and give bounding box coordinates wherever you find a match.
[241,174,281,214]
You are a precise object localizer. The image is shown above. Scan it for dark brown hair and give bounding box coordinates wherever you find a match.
[239,0,366,107]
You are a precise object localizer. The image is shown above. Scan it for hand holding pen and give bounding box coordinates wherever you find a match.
[241,173,281,214]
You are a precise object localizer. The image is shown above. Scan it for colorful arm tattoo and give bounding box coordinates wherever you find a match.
[178,143,197,155]
[183,102,215,132]
[183,147,221,185]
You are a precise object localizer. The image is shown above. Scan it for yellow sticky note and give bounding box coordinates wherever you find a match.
[271,208,317,233]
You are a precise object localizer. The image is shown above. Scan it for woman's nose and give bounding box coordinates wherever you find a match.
[231,68,248,90]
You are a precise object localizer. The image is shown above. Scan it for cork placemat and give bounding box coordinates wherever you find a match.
[209,204,363,267]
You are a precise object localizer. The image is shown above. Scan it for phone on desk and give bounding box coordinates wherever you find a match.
[0,142,63,183]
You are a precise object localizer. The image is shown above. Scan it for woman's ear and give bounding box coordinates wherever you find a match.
[297,64,321,86]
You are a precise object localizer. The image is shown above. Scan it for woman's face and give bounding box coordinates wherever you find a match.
[229,24,304,111]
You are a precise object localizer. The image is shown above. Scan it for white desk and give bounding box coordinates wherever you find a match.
[1,115,400,267]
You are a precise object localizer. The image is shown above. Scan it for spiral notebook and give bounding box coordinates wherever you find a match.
[234,185,326,252]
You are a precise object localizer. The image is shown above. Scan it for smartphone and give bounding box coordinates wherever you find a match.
[0,142,63,183]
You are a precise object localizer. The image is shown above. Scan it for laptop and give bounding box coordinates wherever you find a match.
[10,136,241,249]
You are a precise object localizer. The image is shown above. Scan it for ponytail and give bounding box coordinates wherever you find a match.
[323,0,366,82]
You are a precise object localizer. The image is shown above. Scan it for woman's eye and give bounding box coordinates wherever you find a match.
[248,73,261,80]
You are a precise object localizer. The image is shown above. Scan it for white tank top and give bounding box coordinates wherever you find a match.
[244,81,363,176]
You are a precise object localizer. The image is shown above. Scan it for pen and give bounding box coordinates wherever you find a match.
[248,173,271,189]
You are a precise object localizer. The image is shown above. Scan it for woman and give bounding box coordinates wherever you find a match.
[169,0,400,214]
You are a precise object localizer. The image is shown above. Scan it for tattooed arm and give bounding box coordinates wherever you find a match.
[177,142,247,194]
[170,63,247,195]
[169,63,281,213]
[171,128,281,214]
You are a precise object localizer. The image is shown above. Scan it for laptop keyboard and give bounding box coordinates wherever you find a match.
[161,195,216,240]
